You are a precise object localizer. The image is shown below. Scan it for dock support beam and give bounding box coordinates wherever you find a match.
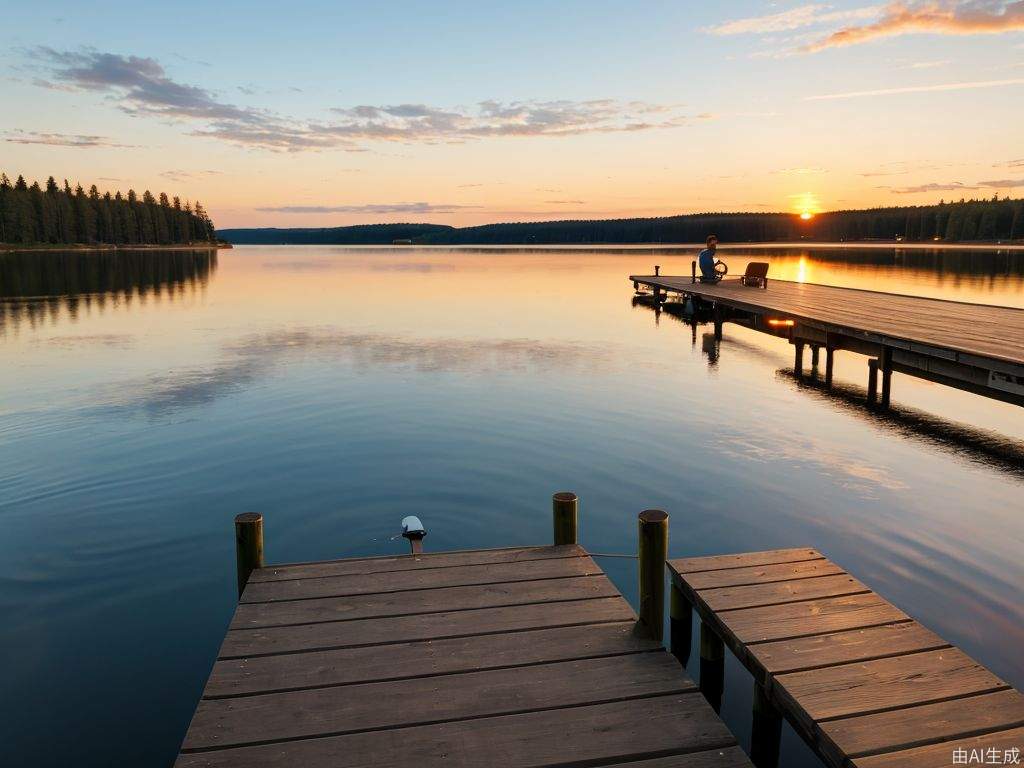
[811,345,820,369]
[552,492,578,546]
[751,681,783,768]
[637,510,668,643]
[699,623,725,712]
[867,358,879,404]
[825,347,835,388]
[794,341,805,379]
[713,307,723,341]
[880,347,893,409]
[669,583,692,667]
[235,513,264,599]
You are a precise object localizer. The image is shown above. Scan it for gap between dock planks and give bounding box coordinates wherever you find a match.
[175,545,753,768]
[669,547,1024,768]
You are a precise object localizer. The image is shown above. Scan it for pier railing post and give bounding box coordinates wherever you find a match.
[637,510,668,643]
[699,622,725,713]
[235,513,264,599]
[751,681,783,768]
[867,358,879,404]
[880,347,893,409]
[552,492,578,546]
[669,582,692,666]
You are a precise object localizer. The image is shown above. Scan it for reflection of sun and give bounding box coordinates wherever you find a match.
[800,212,814,220]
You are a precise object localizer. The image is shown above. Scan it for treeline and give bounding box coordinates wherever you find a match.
[220,223,453,244]
[220,197,1023,246]
[419,198,1023,245]
[0,172,217,246]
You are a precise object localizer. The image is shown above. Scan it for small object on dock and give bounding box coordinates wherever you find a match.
[668,548,1024,768]
[401,515,426,554]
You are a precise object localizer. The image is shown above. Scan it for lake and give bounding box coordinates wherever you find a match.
[2,244,1023,767]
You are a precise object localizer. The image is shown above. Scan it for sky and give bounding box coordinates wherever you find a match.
[1,0,1023,229]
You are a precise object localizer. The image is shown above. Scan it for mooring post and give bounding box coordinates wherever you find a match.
[234,513,264,599]
[794,341,805,378]
[750,681,783,768]
[552,491,578,545]
[669,582,693,667]
[867,358,879,404]
[825,346,835,388]
[691,260,697,284]
[654,264,661,276]
[637,509,668,643]
[699,622,725,713]
[880,347,893,409]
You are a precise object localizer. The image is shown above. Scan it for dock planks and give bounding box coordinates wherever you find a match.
[629,275,1024,371]
[669,548,1024,768]
[176,545,752,767]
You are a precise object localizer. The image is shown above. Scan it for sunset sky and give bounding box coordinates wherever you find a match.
[2,1,1023,228]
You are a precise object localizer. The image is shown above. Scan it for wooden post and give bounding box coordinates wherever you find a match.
[811,345,820,368]
[669,582,692,667]
[235,513,264,599]
[751,681,782,768]
[880,347,893,409]
[825,346,835,388]
[654,264,661,276]
[794,341,805,379]
[691,260,697,284]
[867,358,879,404]
[699,622,725,712]
[637,509,668,643]
[713,307,723,341]
[552,492,578,546]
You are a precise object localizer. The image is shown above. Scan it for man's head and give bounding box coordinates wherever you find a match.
[706,234,718,251]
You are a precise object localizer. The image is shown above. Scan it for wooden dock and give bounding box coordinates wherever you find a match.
[175,534,752,767]
[668,548,1024,768]
[629,274,1024,408]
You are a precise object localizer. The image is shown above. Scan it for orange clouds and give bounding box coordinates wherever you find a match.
[805,1,1024,52]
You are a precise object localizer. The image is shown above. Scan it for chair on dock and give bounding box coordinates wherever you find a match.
[740,262,769,288]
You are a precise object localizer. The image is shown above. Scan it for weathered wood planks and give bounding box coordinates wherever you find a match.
[629,275,1024,369]
[669,548,1023,768]
[176,546,752,767]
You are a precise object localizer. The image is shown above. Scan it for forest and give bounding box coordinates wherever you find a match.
[220,197,1023,246]
[0,172,217,246]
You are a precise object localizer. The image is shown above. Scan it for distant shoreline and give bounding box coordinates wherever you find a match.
[0,242,230,253]
[221,240,1024,251]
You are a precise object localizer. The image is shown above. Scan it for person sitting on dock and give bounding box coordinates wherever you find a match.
[698,234,726,282]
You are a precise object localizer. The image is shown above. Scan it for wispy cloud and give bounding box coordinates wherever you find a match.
[994,158,1024,168]
[804,1,1024,53]
[906,58,952,68]
[978,178,1024,188]
[26,48,701,152]
[2,129,134,148]
[705,4,880,35]
[805,77,1024,99]
[890,181,978,193]
[255,202,483,214]
[159,169,222,183]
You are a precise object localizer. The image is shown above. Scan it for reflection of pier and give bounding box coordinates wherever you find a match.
[631,273,1024,408]
[0,249,216,331]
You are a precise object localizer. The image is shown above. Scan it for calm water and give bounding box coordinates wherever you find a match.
[2,245,1023,767]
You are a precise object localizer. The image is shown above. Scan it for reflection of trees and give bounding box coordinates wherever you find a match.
[0,249,216,331]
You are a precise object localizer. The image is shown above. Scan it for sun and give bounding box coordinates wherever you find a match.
[800,212,814,220]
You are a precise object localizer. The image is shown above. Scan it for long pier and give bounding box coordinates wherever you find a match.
[629,273,1024,408]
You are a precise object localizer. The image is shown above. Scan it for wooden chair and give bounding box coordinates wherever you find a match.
[740,261,769,288]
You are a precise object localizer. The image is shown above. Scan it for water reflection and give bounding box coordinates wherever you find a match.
[0,249,216,333]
